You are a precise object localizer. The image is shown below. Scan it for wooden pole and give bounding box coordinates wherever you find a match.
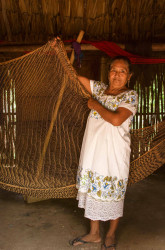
[69,30,85,64]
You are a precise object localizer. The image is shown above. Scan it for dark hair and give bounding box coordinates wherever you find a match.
[109,56,132,73]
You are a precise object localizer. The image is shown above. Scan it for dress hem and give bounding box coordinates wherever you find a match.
[77,192,124,221]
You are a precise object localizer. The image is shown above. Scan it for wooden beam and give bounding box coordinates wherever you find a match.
[0,43,165,53]
[152,44,165,52]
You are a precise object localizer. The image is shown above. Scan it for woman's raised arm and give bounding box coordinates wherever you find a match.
[78,76,92,94]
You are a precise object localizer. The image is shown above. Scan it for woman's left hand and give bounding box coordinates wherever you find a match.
[87,97,99,110]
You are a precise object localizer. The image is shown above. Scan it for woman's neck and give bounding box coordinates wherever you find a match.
[105,85,128,95]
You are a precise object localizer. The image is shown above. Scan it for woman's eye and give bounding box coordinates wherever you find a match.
[110,69,127,75]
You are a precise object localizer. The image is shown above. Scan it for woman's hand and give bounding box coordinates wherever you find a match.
[49,37,61,48]
[87,97,99,110]
[87,97,132,126]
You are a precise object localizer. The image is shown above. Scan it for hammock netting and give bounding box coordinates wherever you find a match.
[0,39,165,198]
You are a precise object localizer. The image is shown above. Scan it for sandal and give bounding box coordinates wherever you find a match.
[69,235,101,246]
[69,236,90,246]
[103,243,116,249]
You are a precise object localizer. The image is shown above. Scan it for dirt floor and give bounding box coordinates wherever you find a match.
[0,166,165,250]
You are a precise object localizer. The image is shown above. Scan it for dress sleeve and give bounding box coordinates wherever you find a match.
[118,90,138,116]
[90,80,106,96]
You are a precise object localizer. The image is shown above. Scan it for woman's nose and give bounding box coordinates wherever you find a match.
[114,71,120,76]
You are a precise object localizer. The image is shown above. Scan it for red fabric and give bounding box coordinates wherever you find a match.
[65,40,165,64]
[1,39,165,64]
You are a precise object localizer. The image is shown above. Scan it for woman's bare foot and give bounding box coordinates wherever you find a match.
[70,233,101,246]
[101,235,116,249]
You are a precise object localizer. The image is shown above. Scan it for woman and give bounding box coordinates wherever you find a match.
[70,56,138,249]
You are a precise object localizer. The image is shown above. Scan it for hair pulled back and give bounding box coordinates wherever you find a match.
[109,56,132,73]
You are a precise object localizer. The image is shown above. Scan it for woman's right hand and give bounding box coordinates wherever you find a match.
[49,37,61,48]
[87,97,99,110]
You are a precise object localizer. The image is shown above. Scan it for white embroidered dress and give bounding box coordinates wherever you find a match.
[76,80,138,221]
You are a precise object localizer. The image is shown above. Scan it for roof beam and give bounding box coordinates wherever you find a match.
[0,43,165,53]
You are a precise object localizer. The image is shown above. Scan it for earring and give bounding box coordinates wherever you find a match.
[127,80,130,88]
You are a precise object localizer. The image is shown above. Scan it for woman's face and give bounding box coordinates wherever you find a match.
[108,59,132,89]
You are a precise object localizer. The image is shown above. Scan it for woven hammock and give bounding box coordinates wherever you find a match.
[0,39,165,199]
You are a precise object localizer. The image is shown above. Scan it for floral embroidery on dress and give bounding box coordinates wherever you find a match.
[89,81,138,121]
[76,167,128,202]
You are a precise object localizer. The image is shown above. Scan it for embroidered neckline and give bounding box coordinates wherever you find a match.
[103,88,133,97]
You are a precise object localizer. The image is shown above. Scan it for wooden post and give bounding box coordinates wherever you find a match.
[70,30,85,64]
[100,56,108,83]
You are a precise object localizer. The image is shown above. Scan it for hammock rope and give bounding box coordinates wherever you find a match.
[0,39,164,198]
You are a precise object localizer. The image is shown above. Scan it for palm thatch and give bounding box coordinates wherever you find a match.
[0,0,165,43]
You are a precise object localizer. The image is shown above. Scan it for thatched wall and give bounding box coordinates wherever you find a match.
[0,0,165,43]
